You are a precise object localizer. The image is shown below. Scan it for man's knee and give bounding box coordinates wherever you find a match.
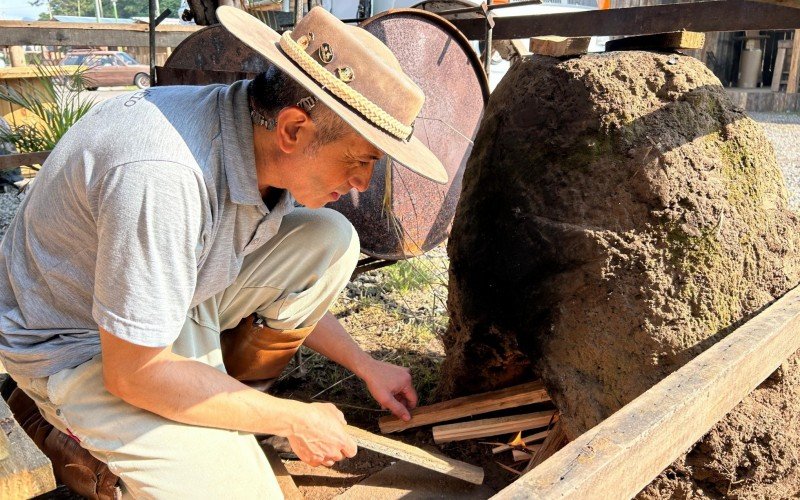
[289,207,360,273]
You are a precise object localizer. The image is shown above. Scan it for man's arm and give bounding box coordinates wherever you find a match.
[99,328,357,467]
[303,312,418,421]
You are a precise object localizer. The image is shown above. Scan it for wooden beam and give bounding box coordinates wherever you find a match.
[0,398,56,499]
[529,36,590,57]
[450,0,800,41]
[347,425,484,485]
[492,284,800,500]
[605,31,705,52]
[771,41,790,91]
[379,380,550,434]
[0,21,200,48]
[433,411,556,444]
[0,152,50,172]
[750,0,800,7]
[788,29,800,93]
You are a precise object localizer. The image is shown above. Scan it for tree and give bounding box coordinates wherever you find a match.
[32,0,182,20]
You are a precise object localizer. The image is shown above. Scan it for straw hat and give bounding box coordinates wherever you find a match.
[216,6,448,184]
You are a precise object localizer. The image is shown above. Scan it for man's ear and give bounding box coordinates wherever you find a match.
[275,107,315,154]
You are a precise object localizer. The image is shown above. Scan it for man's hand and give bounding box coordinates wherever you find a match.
[287,402,358,467]
[360,359,418,422]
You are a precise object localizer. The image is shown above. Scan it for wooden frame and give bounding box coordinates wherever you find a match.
[0,21,200,48]
[449,0,800,40]
[492,284,800,499]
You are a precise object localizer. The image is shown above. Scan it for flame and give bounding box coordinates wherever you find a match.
[508,432,526,448]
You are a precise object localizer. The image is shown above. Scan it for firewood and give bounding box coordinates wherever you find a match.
[432,410,556,444]
[379,380,550,434]
[346,425,484,485]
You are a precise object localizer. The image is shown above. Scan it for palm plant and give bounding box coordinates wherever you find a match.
[0,64,96,154]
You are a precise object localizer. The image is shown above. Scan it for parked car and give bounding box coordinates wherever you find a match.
[59,50,150,90]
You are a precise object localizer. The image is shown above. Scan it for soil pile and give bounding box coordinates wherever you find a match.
[441,51,800,496]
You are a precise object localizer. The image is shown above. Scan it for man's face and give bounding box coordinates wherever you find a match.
[289,132,384,209]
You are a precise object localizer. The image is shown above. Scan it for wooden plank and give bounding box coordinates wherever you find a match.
[379,380,550,434]
[521,419,568,473]
[263,444,303,500]
[450,1,800,41]
[0,152,50,172]
[492,429,550,454]
[529,36,590,57]
[492,284,800,500]
[0,21,200,48]
[772,45,788,91]
[346,425,484,485]
[0,398,56,499]
[788,30,800,93]
[433,411,556,444]
[605,31,705,52]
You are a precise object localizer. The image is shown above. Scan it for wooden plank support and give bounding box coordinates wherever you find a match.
[449,0,800,41]
[379,380,550,434]
[0,21,200,48]
[433,410,556,444]
[0,397,56,499]
[529,36,590,57]
[492,284,800,500]
[605,31,705,52]
[788,29,800,93]
[346,425,484,485]
[0,152,50,172]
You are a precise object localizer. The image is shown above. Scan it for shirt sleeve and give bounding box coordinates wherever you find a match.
[90,161,205,347]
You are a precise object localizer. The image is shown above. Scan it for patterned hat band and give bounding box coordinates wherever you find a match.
[278,30,414,141]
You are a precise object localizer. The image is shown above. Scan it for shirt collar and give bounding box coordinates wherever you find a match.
[219,80,267,209]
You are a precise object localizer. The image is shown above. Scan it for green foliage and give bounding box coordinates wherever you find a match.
[0,65,95,153]
[381,259,438,293]
[33,0,181,20]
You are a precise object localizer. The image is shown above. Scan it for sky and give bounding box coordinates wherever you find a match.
[0,0,47,20]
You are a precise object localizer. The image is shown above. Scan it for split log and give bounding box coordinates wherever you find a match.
[433,411,555,444]
[346,425,484,485]
[379,380,549,434]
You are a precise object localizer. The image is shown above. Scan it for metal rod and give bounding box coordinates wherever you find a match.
[149,0,156,83]
[483,1,493,76]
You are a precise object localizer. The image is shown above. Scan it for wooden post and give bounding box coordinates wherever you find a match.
[9,46,25,67]
[788,29,800,93]
[772,43,788,91]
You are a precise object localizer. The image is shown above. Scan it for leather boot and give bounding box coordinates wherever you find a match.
[221,314,315,384]
[7,387,120,500]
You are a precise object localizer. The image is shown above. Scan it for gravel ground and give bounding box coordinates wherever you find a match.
[750,112,800,211]
[0,191,21,239]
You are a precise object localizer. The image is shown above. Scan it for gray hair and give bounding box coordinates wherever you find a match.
[248,67,351,151]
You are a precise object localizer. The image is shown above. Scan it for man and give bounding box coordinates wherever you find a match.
[0,6,447,498]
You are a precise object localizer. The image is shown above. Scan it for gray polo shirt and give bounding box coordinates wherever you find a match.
[0,81,295,378]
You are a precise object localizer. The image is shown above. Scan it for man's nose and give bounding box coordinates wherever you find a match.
[351,165,374,192]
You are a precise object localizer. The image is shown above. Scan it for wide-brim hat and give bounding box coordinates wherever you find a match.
[216,6,448,184]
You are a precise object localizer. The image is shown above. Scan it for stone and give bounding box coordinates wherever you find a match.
[442,51,800,497]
